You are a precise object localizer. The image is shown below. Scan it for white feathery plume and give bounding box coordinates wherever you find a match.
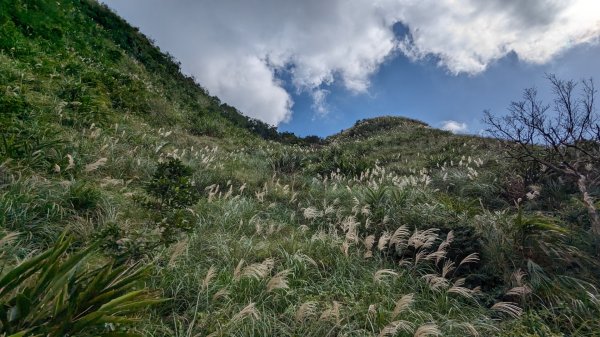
[240,258,275,280]
[319,301,341,324]
[233,259,245,281]
[167,238,188,266]
[352,196,361,214]
[379,320,414,337]
[512,269,527,286]
[441,260,455,278]
[230,303,260,323]
[373,269,398,283]
[293,252,318,267]
[458,253,480,267]
[425,250,446,263]
[324,205,335,215]
[389,225,410,248]
[295,301,319,322]
[422,274,449,291]
[303,207,321,220]
[414,323,441,337]
[448,278,476,300]
[459,322,480,337]
[267,269,291,292]
[367,304,377,318]
[506,269,531,297]
[436,230,454,253]
[414,250,428,266]
[341,241,350,256]
[392,293,414,318]
[202,266,216,290]
[212,288,229,301]
[491,302,523,318]
[364,235,375,258]
[84,157,107,172]
[506,286,531,298]
[66,154,75,170]
[378,232,391,251]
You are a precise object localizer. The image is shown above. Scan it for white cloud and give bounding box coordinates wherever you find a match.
[102,0,600,125]
[310,89,330,116]
[103,0,398,126]
[441,121,468,134]
[396,0,600,74]
[195,55,293,125]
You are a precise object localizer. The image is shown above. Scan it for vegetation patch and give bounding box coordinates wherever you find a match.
[1,1,599,336]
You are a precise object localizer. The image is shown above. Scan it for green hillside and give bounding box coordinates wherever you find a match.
[1,1,599,336]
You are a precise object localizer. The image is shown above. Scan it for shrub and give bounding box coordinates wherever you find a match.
[67,181,102,212]
[309,146,374,176]
[188,113,225,138]
[143,157,200,244]
[145,157,199,210]
[269,149,305,174]
[362,186,390,223]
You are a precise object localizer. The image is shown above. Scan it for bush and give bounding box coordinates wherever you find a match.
[143,157,200,244]
[188,113,225,138]
[309,146,374,176]
[146,157,199,210]
[269,149,305,174]
[67,181,102,212]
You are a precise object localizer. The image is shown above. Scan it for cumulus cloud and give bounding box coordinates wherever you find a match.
[103,0,397,125]
[441,121,468,134]
[396,0,600,74]
[197,55,293,126]
[102,0,600,125]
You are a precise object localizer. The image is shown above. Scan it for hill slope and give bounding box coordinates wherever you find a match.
[1,1,599,336]
[0,0,313,148]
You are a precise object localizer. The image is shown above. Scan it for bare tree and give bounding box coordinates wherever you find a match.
[484,74,600,236]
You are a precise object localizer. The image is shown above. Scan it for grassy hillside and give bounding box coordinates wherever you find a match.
[1,1,600,336]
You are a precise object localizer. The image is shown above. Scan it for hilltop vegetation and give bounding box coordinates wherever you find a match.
[1,1,600,336]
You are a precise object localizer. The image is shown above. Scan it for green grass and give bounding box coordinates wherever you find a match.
[1,0,600,336]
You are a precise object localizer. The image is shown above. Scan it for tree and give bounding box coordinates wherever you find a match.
[484,74,600,236]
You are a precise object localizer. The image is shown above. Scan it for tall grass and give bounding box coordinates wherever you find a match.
[1,0,599,335]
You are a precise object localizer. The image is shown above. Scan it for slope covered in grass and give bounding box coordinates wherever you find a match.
[1,1,600,336]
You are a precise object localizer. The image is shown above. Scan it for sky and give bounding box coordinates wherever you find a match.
[102,0,600,137]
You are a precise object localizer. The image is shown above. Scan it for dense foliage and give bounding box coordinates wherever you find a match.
[1,1,599,336]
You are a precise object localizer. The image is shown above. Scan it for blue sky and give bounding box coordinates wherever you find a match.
[280,42,600,136]
[102,0,600,137]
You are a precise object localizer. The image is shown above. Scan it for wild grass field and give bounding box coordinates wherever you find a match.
[1,1,599,336]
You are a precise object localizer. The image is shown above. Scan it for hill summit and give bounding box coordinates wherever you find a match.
[334,116,430,140]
